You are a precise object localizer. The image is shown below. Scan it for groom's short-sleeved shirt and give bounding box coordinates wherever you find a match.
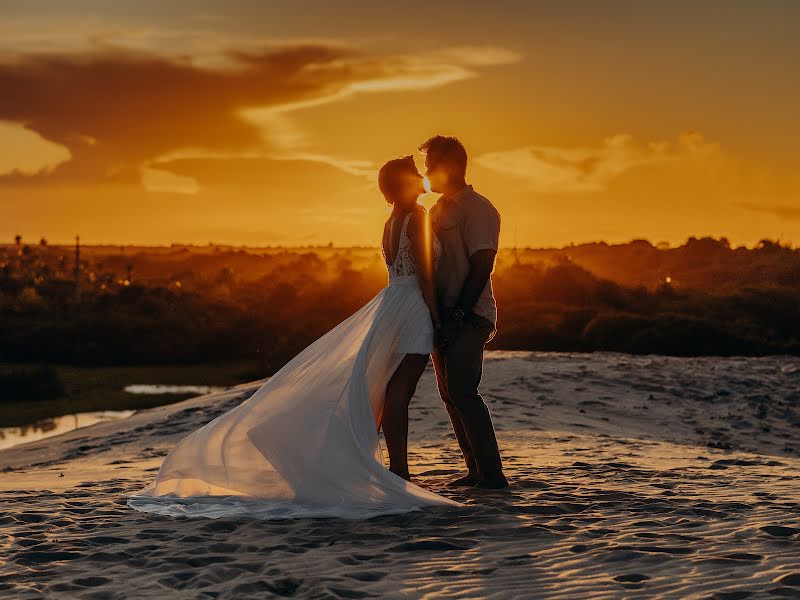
[430,184,500,333]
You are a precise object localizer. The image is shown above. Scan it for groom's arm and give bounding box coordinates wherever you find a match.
[453,201,500,318]
[454,249,496,316]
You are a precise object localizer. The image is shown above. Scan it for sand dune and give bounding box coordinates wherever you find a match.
[2,351,800,598]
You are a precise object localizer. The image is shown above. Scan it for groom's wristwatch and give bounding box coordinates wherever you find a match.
[451,306,466,323]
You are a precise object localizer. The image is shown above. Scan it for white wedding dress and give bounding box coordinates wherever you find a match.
[127,212,461,519]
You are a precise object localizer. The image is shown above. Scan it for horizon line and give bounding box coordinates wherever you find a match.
[1,235,793,252]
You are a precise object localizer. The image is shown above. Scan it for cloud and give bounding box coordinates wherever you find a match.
[474,130,722,194]
[0,38,519,189]
[430,46,523,67]
[236,45,520,138]
[0,17,346,68]
[733,202,800,220]
[0,121,71,176]
[139,147,376,195]
[143,154,371,199]
[140,163,201,195]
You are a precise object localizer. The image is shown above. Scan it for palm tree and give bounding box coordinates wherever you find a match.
[14,234,22,246]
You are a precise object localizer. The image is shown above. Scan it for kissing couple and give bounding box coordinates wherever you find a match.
[129,135,509,521]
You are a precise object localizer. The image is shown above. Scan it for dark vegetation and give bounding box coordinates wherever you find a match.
[2,236,798,377]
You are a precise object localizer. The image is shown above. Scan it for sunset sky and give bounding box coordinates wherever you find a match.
[2,0,799,248]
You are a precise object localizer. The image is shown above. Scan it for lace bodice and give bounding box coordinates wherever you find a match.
[382,212,442,279]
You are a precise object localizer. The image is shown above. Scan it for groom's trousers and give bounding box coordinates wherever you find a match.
[431,314,504,476]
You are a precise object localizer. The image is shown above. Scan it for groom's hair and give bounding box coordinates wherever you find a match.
[419,135,467,179]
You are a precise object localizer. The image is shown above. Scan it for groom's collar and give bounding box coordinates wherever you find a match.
[439,184,473,204]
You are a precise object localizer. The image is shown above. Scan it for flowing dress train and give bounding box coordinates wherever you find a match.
[127,212,461,519]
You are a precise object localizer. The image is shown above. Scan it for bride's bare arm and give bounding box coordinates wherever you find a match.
[408,208,442,329]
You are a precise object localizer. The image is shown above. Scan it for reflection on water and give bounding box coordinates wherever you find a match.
[124,384,227,395]
[0,410,135,451]
[0,384,229,451]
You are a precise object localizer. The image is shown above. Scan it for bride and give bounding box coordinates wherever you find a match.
[127,156,462,520]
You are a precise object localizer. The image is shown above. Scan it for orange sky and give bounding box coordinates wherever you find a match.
[1,1,799,248]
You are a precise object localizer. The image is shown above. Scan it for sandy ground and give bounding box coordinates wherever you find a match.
[2,351,800,599]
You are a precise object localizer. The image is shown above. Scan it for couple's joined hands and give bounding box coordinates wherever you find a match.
[434,313,464,350]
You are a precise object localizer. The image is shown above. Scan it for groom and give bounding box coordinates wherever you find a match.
[421,135,509,490]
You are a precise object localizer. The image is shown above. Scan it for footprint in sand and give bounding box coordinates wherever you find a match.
[760,525,800,537]
[613,573,650,583]
[724,553,763,561]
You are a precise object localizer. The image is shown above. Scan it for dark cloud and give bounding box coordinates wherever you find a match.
[0,43,414,185]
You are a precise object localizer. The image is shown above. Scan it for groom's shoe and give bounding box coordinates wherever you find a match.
[473,471,509,490]
[446,472,480,487]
